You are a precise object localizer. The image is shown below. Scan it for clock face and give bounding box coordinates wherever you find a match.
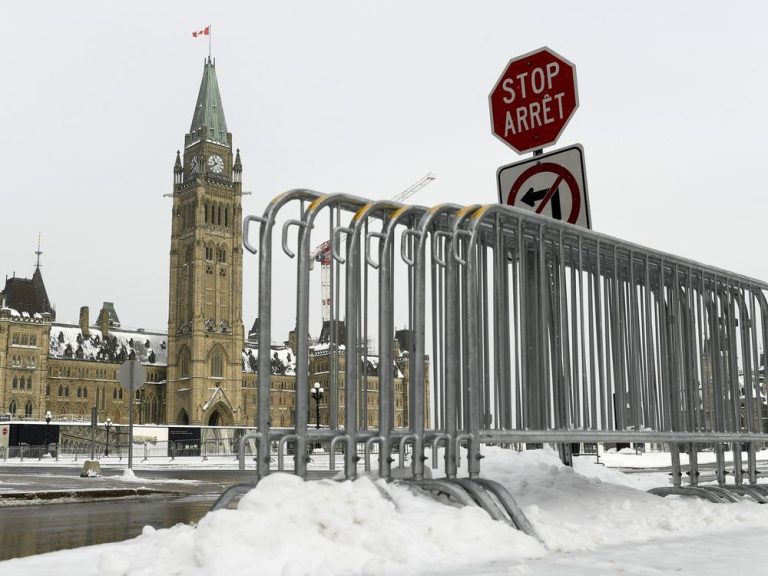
[190,157,198,173]
[208,155,224,174]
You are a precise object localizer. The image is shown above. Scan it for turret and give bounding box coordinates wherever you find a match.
[174,151,183,185]
[233,148,242,183]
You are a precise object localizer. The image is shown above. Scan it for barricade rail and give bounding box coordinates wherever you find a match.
[243,191,768,488]
[0,436,397,466]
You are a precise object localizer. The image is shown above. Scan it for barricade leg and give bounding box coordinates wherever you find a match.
[715,443,727,486]
[687,444,699,487]
[747,443,758,485]
[670,443,682,487]
[732,442,743,486]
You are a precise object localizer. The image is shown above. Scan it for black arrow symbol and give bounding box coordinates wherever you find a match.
[521,187,547,207]
[521,186,562,220]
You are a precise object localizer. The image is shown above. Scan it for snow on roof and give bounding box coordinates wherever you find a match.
[308,342,346,354]
[49,323,168,366]
[242,344,296,375]
[242,344,403,379]
[357,355,404,379]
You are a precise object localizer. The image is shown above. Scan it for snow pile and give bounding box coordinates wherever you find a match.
[481,446,768,553]
[7,447,768,575]
[598,447,768,470]
[192,474,543,574]
[10,473,543,575]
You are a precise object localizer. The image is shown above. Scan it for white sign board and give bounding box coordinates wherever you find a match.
[497,144,591,229]
[117,359,146,392]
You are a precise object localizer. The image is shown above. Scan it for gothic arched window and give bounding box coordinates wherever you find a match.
[152,395,160,423]
[24,401,33,418]
[211,349,224,378]
[179,347,191,378]
[8,400,17,416]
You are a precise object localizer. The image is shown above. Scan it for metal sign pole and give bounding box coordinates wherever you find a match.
[118,359,144,471]
[128,361,134,470]
[90,407,97,460]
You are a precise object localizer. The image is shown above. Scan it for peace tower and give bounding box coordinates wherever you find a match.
[166,58,245,426]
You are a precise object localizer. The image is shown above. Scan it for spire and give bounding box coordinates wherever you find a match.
[34,233,42,270]
[233,148,242,183]
[234,148,242,171]
[174,150,183,184]
[188,58,229,148]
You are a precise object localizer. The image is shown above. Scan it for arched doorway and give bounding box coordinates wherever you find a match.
[177,408,189,425]
[207,404,233,427]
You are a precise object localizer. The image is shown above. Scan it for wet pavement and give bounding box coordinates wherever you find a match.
[0,463,336,561]
[0,465,253,561]
[0,493,215,560]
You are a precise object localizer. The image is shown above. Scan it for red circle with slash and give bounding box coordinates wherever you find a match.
[507,161,581,224]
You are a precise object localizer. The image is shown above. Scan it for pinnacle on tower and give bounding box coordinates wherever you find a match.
[234,148,242,171]
[35,233,42,270]
[187,59,229,148]
[233,148,242,182]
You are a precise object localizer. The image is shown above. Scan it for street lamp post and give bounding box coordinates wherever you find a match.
[105,418,112,457]
[45,410,51,449]
[311,382,324,429]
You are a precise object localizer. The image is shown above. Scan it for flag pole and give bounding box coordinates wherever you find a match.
[209,25,212,61]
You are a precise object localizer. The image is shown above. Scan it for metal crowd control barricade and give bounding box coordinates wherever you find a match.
[243,189,323,479]
[450,204,768,486]
[291,193,380,479]
[243,191,768,506]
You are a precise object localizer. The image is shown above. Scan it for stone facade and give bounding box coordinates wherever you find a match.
[0,308,51,420]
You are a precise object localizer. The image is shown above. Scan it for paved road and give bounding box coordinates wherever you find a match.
[0,493,215,561]
[0,465,336,561]
[0,466,252,561]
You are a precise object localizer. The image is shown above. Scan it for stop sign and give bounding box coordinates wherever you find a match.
[489,47,578,154]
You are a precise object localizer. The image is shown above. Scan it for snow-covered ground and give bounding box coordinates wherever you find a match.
[4,446,768,575]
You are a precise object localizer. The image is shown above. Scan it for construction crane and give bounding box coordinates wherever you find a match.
[311,173,436,323]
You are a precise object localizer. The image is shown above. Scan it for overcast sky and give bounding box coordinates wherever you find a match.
[3,1,767,341]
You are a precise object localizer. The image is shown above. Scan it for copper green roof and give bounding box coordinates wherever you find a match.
[188,58,229,148]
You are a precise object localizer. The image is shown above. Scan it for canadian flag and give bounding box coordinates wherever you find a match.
[192,26,210,38]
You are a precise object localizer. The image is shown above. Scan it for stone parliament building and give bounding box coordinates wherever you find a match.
[0,59,422,430]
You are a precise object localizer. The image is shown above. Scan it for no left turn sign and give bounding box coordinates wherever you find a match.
[497,144,591,229]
